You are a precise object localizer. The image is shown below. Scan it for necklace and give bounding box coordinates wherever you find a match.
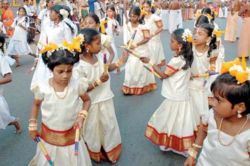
[194,47,208,57]
[51,80,69,99]
[217,117,248,146]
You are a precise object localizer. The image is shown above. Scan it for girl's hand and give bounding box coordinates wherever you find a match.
[73,116,84,129]
[29,130,39,140]
[184,157,196,166]
[209,56,217,64]
[140,57,150,63]
[100,73,109,83]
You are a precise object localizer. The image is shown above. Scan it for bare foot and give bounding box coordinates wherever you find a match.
[13,118,22,134]
[15,64,21,68]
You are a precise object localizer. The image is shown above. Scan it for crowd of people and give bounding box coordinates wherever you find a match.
[0,0,249,166]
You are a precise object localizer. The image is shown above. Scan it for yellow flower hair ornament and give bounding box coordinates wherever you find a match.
[221,56,250,84]
[182,29,193,43]
[40,43,59,55]
[213,29,225,38]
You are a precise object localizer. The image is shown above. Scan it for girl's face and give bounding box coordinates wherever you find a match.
[210,92,239,119]
[47,0,54,8]
[129,13,139,24]
[143,3,151,13]
[107,8,115,18]
[86,35,101,54]
[18,8,26,17]
[84,16,98,29]
[193,27,211,46]
[53,64,73,85]
[50,10,59,21]
[170,35,181,53]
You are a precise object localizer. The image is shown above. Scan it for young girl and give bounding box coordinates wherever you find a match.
[100,5,119,63]
[142,28,199,156]
[7,7,32,67]
[73,28,123,163]
[184,72,250,166]
[28,45,92,166]
[0,35,21,134]
[142,1,166,67]
[83,13,115,64]
[190,23,218,124]
[122,6,156,95]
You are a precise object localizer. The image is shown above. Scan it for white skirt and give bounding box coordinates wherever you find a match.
[30,56,52,89]
[160,10,169,30]
[169,9,183,34]
[149,38,165,65]
[0,95,15,129]
[28,138,92,166]
[145,99,199,152]
[123,56,156,95]
[189,86,209,124]
[83,99,122,163]
[7,39,32,56]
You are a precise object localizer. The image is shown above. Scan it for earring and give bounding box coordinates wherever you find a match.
[86,48,89,53]
[237,110,242,118]
[206,41,210,46]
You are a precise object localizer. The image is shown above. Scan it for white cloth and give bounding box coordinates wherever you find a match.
[7,16,32,56]
[161,56,190,101]
[73,58,114,104]
[0,54,15,129]
[168,9,183,34]
[197,110,250,166]
[189,48,210,123]
[31,20,73,89]
[160,9,169,30]
[29,78,92,166]
[144,14,165,65]
[24,5,37,17]
[0,22,6,34]
[63,18,78,38]
[123,23,156,90]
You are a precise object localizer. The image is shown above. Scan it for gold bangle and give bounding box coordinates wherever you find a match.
[29,119,37,123]
[78,110,88,119]
[96,79,102,86]
[188,148,198,159]
[192,143,202,149]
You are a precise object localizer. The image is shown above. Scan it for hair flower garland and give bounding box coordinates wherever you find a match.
[182,29,193,43]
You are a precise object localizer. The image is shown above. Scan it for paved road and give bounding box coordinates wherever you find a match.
[0,19,238,166]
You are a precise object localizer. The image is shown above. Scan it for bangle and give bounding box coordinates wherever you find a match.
[28,122,38,131]
[149,60,154,66]
[95,79,102,86]
[192,143,202,149]
[78,110,88,119]
[188,148,198,159]
[29,119,37,123]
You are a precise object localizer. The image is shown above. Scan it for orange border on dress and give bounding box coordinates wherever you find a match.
[86,144,122,163]
[145,125,196,152]
[122,83,157,95]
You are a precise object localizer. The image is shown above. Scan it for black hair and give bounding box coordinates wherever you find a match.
[106,4,116,13]
[129,6,143,24]
[87,13,100,24]
[172,28,193,70]
[42,49,79,71]
[201,7,215,23]
[78,28,100,53]
[51,5,64,21]
[0,35,5,53]
[197,23,217,57]
[195,15,210,27]
[143,0,156,13]
[211,73,250,116]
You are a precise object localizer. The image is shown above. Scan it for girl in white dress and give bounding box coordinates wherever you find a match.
[142,1,166,67]
[83,13,115,64]
[28,47,92,166]
[122,6,156,95]
[101,4,120,63]
[7,7,32,67]
[31,4,73,90]
[190,23,219,124]
[142,28,199,157]
[74,28,124,163]
[0,35,21,133]
[185,73,250,166]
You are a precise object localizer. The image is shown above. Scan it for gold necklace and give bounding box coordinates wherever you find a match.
[217,117,248,146]
[51,80,69,99]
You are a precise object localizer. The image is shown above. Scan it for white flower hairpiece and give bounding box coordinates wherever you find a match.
[59,9,69,18]
[182,29,193,43]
